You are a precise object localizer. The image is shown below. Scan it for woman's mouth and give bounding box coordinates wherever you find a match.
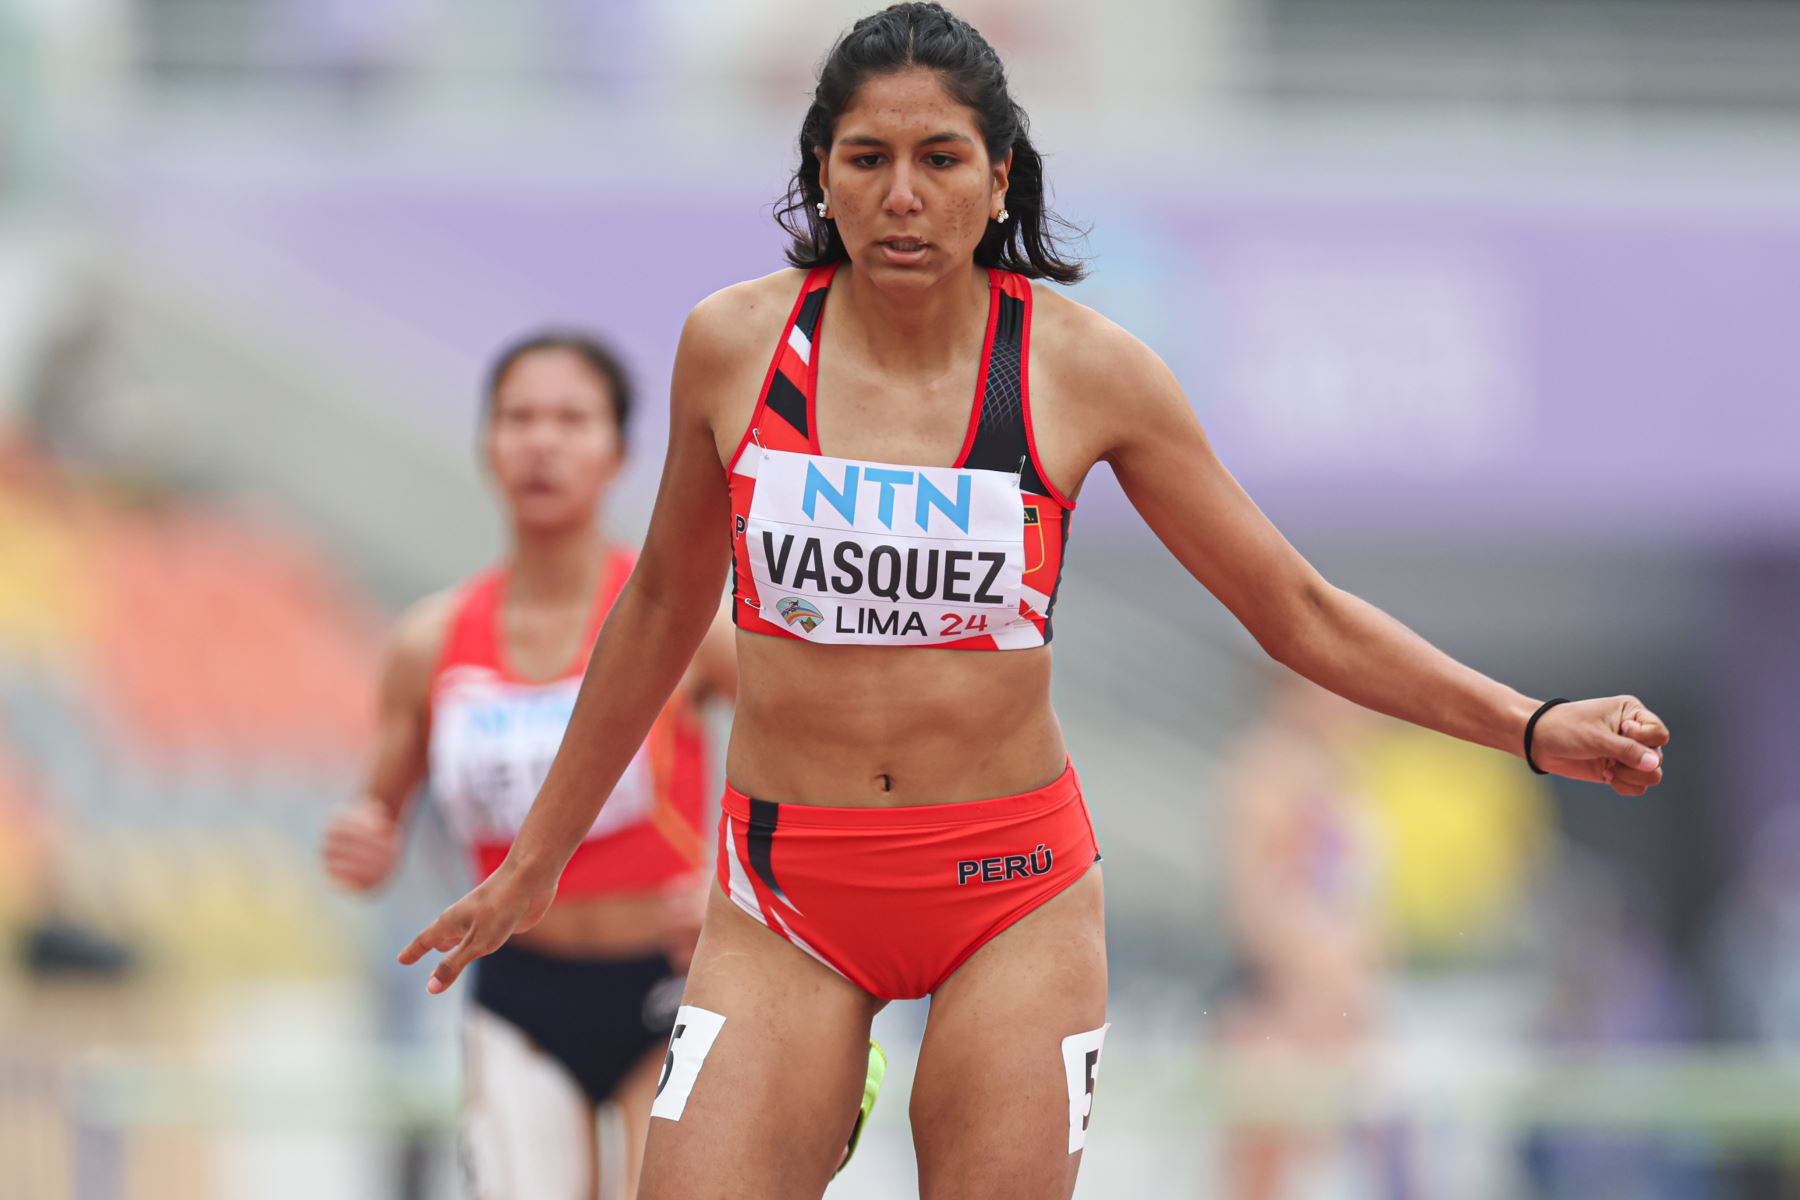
[878,238,929,265]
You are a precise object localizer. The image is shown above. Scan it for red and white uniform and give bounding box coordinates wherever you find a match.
[712,268,1104,1008]
[426,548,708,895]
[728,265,1073,649]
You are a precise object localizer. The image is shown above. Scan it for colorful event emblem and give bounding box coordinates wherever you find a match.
[776,596,825,633]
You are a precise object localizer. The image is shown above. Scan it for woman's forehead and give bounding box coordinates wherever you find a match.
[835,69,980,143]
[495,352,609,406]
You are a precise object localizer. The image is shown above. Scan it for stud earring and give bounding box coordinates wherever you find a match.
[816,200,830,219]
[996,207,1010,224]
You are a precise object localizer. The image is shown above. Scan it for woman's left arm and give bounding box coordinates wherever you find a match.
[1093,321,1667,794]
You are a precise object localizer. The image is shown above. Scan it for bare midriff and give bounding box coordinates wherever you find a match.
[514,890,674,958]
[725,632,1069,808]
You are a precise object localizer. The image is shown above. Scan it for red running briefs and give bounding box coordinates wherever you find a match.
[715,760,1100,1000]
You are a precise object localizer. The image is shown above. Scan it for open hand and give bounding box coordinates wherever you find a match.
[1530,696,1669,796]
[398,862,557,994]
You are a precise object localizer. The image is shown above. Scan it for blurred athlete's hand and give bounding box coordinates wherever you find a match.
[659,872,711,974]
[322,798,402,892]
[1529,696,1670,796]
[398,859,556,994]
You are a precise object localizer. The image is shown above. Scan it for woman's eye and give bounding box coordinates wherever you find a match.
[851,154,883,168]
[926,154,957,168]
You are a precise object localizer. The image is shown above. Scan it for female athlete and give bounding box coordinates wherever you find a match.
[323,331,735,1198]
[399,8,1670,1199]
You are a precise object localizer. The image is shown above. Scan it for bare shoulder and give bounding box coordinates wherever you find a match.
[1028,283,1176,399]
[384,587,458,698]
[680,268,810,371]
[681,268,810,453]
[1027,282,1187,469]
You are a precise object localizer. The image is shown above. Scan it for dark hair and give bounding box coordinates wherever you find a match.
[483,331,634,447]
[776,2,1086,284]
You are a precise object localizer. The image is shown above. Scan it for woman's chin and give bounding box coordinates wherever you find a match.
[855,249,971,289]
[510,497,593,533]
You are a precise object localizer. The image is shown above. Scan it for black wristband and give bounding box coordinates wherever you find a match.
[1524,698,1570,775]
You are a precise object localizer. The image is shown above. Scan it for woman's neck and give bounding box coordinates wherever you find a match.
[831,261,991,378]
[508,519,609,606]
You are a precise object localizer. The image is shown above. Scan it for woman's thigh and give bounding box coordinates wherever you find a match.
[605,1043,667,1200]
[910,866,1109,1200]
[636,885,881,1200]
[461,1006,595,1199]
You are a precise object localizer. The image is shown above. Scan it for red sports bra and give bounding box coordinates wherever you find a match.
[727,265,1074,650]
[426,549,709,896]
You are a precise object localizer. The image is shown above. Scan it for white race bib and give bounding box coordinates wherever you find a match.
[744,446,1033,646]
[650,1005,727,1122]
[1062,1023,1109,1153]
[429,669,657,846]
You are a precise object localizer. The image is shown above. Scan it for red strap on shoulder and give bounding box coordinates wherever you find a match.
[952,269,1005,467]
[428,568,505,688]
[726,267,837,472]
[1011,271,1073,510]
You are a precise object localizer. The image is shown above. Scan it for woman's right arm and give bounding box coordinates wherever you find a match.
[321,594,448,892]
[400,293,745,993]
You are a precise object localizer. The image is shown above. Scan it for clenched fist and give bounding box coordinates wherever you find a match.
[322,797,403,892]
[1530,696,1670,796]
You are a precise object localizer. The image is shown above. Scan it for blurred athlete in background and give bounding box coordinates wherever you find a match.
[324,331,734,1199]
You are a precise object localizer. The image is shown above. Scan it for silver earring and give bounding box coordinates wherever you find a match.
[816,200,829,218]
[996,207,1010,224]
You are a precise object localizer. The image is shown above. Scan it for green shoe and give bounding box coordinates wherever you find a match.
[836,1040,888,1178]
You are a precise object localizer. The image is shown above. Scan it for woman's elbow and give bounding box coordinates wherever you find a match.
[611,572,705,645]
[1252,577,1339,670]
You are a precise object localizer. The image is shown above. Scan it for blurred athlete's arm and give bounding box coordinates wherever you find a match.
[403,288,751,993]
[1085,309,1669,794]
[665,598,737,972]
[682,597,739,706]
[321,593,451,892]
